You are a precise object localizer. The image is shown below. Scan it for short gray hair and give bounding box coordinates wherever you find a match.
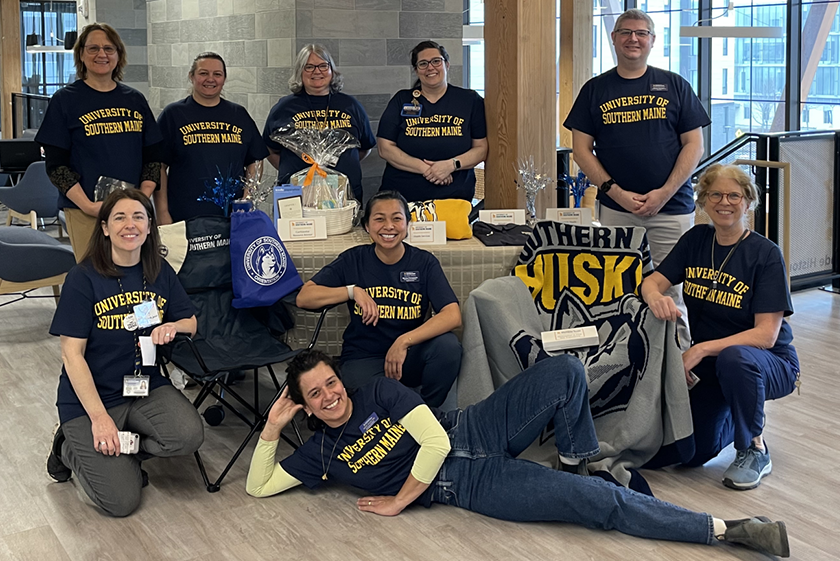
[614,9,655,35]
[288,44,343,94]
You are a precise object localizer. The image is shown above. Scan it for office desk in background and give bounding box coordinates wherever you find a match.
[285,228,522,355]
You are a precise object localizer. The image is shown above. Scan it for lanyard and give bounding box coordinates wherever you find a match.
[117,275,148,377]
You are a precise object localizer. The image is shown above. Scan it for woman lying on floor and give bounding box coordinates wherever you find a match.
[246,349,790,557]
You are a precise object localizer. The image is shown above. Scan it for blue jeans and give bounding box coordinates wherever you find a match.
[431,355,713,545]
[685,344,798,466]
[341,332,461,407]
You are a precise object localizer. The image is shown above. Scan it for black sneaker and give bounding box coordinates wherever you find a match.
[722,517,790,558]
[46,424,72,483]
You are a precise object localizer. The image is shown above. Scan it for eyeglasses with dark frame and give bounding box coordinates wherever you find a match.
[615,29,653,38]
[303,63,331,73]
[85,44,117,55]
[416,57,445,70]
[707,191,744,204]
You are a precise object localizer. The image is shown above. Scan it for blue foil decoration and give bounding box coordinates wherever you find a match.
[197,166,244,217]
[563,171,591,208]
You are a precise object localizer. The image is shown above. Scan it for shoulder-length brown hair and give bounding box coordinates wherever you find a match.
[82,189,162,282]
[73,23,127,82]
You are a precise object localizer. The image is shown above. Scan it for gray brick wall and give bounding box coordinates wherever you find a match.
[140,0,462,200]
[95,0,150,95]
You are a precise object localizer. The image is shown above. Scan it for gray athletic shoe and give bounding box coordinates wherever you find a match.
[722,517,790,557]
[722,443,772,490]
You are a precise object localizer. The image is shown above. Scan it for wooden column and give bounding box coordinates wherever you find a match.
[1,0,22,138]
[0,0,21,138]
[484,0,556,213]
[558,0,594,152]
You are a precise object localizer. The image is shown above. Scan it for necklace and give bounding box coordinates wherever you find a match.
[320,418,349,481]
[711,229,748,289]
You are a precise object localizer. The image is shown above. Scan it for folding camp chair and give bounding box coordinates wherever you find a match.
[160,216,328,492]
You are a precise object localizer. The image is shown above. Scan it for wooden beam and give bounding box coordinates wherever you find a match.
[484,0,556,215]
[0,0,22,139]
[559,0,594,153]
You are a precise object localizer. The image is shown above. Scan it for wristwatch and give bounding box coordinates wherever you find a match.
[452,158,462,170]
[599,179,616,194]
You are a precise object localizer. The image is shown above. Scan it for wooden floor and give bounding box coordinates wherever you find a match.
[1,218,838,560]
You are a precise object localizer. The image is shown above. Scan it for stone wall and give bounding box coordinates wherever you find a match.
[143,0,464,200]
[92,0,150,95]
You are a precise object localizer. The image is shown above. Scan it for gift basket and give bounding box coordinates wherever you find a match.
[270,125,360,235]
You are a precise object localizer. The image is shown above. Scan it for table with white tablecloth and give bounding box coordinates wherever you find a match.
[284,228,521,355]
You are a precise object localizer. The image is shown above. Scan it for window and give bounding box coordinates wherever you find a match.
[722,68,728,95]
[723,38,728,56]
[20,1,77,95]
[825,108,833,125]
[593,25,598,58]
[663,27,670,58]
[743,104,750,119]
[802,106,809,122]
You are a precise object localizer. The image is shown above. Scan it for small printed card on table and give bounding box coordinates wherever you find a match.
[545,207,592,225]
[408,221,447,245]
[479,209,527,225]
[277,216,327,241]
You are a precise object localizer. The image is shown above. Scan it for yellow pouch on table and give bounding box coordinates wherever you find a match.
[409,199,472,240]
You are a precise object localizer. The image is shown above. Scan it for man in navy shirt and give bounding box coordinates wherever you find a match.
[564,8,710,348]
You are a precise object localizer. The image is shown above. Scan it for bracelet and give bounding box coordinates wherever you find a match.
[347,285,355,301]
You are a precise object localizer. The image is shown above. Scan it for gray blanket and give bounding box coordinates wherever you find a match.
[457,222,693,488]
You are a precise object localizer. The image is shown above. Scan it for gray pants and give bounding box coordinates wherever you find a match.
[61,385,204,517]
[599,206,694,350]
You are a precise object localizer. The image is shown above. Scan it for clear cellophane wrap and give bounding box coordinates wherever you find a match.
[270,125,361,209]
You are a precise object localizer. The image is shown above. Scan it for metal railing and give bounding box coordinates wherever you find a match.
[694,130,840,292]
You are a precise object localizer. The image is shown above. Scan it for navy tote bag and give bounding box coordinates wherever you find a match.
[230,210,302,308]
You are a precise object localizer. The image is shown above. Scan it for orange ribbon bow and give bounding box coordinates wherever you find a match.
[302,153,327,187]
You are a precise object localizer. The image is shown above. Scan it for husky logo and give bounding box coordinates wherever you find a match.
[244,236,287,286]
[159,244,169,258]
[509,289,650,420]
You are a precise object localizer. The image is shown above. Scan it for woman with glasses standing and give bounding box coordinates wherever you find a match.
[377,41,487,202]
[36,23,162,261]
[641,164,799,492]
[263,44,376,203]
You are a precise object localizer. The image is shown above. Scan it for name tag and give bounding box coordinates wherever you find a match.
[650,83,668,92]
[400,271,420,283]
[123,375,150,397]
[360,412,379,433]
[401,103,422,117]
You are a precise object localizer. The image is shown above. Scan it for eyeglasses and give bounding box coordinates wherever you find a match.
[416,57,445,70]
[304,63,330,73]
[615,29,653,38]
[707,191,744,204]
[84,45,117,55]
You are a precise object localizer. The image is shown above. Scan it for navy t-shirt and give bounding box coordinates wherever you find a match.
[262,91,376,201]
[49,261,195,424]
[281,377,432,503]
[35,81,163,210]
[157,96,269,222]
[377,85,487,202]
[310,243,458,362]
[656,225,794,353]
[563,67,710,215]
